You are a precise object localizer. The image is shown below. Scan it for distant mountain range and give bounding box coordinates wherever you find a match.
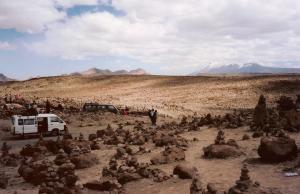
[191,63,300,75]
[0,73,14,82]
[70,68,148,76]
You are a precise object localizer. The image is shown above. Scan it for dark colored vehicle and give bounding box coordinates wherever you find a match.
[83,103,119,114]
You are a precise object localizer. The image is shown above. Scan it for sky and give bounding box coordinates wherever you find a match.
[1,0,300,79]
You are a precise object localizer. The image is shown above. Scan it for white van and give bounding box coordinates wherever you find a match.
[11,114,67,136]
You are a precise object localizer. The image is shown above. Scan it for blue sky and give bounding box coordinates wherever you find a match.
[1,0,300,79]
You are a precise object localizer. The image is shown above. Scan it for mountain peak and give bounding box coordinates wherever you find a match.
[241,63,262,68]
[191,63,300,75]
[129,68,148,75]
[0,73,14,82]
[71,68,148,76]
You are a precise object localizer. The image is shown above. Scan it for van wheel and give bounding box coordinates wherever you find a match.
[52,129,59,136]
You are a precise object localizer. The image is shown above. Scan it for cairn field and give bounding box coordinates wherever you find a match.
[0,74,299,194]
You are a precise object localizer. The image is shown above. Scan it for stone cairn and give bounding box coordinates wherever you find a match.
[215,130,226,145]
[0,142,19,167]
[63,126,72,140]
[253,95,268,130]
[203,130,242,159]
[78,133,84,141]
[296,95,300,109]
[190,174,205,194]
[235,165,252,191]
[54,149,69,165]
[1,142,11,157]
[18,148,80,194]
[228,165,261,194]
[190,174,220,194]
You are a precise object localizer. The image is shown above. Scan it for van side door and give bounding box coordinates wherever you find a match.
[23,118,37,134]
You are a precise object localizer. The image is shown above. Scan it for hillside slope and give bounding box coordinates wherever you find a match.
[0,74,299,116]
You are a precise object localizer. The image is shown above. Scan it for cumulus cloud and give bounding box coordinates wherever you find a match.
[14,0,300,69]
[0,0,108,33]
[0,0,65,33]
[0,41,15,50]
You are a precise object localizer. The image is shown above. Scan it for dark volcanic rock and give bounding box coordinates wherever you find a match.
[228,165,283,194]
[258,136,298,162]
[117,172,142,184]
[153,134,188,148]
[84,178,121,191]
[253,95,268,128]
[70,153,99,169]
[203,144,243,159]
[252,131,264,138]
[89,133,97,141]
[0,173,8,189]
[151,146,185,165]
[242,134,250,140]
[173,164,197,179]
[20,144,46,157]
[203,130,242,159]
[190,174,205,194]
[62,139,91,154]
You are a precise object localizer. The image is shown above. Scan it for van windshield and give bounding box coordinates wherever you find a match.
[50,117,63,123]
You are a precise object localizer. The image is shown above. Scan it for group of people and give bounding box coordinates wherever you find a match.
[24,100,51,116]
[122,106,158,125]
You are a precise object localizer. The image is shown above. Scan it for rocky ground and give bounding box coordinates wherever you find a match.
[0,75,299,194]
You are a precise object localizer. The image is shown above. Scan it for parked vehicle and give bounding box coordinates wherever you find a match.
[11,114,67,137]
[82,103,119,114]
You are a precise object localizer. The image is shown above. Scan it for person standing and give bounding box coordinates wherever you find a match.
[46,100,51,113]
[148,108,158,126]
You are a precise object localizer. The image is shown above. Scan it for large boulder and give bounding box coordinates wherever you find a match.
[173,164,197,179]
[203,144,243,159]
[258,136,298,162]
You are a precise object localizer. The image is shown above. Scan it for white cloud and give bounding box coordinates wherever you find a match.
[0,0,110,33]
[0,0,65,33]
[0,41,15,50]
[24,0,300,70]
